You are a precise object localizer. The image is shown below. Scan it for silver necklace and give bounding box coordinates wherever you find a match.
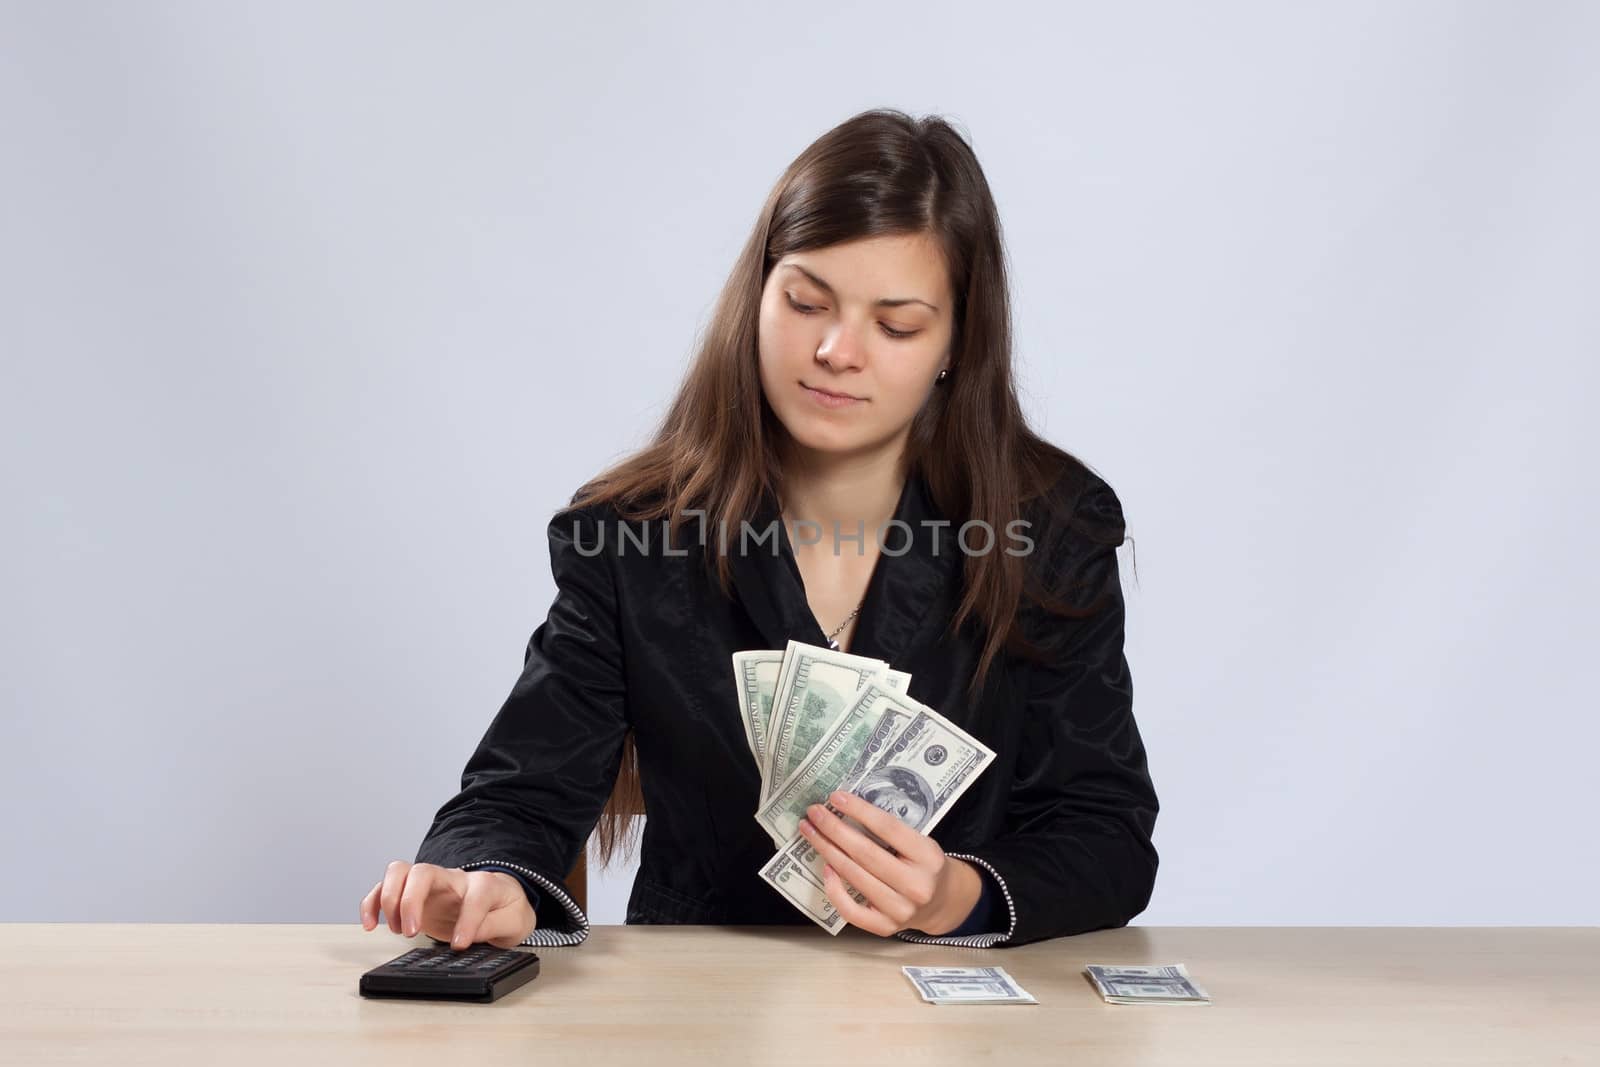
[825,599,866,651]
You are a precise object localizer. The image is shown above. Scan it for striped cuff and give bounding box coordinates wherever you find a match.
[894,853,1018,949]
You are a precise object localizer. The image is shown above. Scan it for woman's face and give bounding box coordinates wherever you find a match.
[757,233,953,460]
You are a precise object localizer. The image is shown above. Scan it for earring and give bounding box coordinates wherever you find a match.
[936,369,948,382]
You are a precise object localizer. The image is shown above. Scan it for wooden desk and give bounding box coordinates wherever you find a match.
[3,925,1595,1064]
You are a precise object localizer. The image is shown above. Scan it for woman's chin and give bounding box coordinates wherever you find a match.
[781,420,873,457]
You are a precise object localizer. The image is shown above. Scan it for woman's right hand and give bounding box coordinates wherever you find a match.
[359,861,537,950]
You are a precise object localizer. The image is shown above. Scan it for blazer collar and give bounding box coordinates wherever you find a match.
[728,467,963,667]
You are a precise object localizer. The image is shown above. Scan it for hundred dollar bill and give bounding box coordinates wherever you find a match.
[1084,964,1212,1005]
[754,703,922,925]
[754,679,928,846]
[787,668,914,795]
[902,966,1037,1005]
[761,705,996,932]
[757,826,869,932]
[757,835,853,928]
[732,642,910,794]
[731,649,784,767]
[834,706,995,845]
[758,640,889,803]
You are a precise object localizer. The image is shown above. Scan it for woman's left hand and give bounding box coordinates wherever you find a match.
[798,790,983,937]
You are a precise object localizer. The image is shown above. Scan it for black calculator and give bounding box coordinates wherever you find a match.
[359,943,541,1002]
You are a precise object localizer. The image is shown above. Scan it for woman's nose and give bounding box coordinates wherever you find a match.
[816,324,868,370]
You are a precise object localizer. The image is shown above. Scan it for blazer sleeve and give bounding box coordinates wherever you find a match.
[413,502,629,948]
[900,475,1159,949]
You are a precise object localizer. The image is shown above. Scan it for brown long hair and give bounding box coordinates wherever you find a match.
[566,108,1130,866]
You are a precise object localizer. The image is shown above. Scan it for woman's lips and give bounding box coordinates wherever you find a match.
[801,381,864,409]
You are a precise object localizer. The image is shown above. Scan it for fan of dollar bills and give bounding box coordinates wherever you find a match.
[731,639,997,933]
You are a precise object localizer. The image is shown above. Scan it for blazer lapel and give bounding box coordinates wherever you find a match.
[727,468,961,668]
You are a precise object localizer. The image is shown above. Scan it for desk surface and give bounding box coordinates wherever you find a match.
[3,924,1595,1065]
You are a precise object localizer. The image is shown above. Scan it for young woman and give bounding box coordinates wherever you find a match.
[359,108,1159,951]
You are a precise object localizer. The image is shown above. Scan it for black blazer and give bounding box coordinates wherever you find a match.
[414,461,1159,948]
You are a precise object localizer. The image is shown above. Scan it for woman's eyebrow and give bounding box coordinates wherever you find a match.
[785,263,939,312]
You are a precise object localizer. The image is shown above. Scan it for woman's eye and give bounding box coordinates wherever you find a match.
[785,295,920,340]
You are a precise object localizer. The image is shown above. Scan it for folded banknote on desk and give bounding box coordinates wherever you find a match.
[903,966,1037,1005]
[1085,964,1212,1005]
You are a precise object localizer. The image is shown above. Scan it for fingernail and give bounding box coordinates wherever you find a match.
[823,864,836,879]
[799,818,813,834]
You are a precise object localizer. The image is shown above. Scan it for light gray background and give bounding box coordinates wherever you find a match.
[3,1,1595,928]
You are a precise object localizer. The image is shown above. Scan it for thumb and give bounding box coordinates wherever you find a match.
[450,877,491,950]
[469,875,537,949]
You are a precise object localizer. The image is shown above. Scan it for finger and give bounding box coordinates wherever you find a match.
[821,863,897,937]
[379,861,411,934]
[803,804,913,893]
[828,790,934,858]
[451,871,492,950]
[360,880,383,929]
[398,863,439,938]
[799,817,911,924]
